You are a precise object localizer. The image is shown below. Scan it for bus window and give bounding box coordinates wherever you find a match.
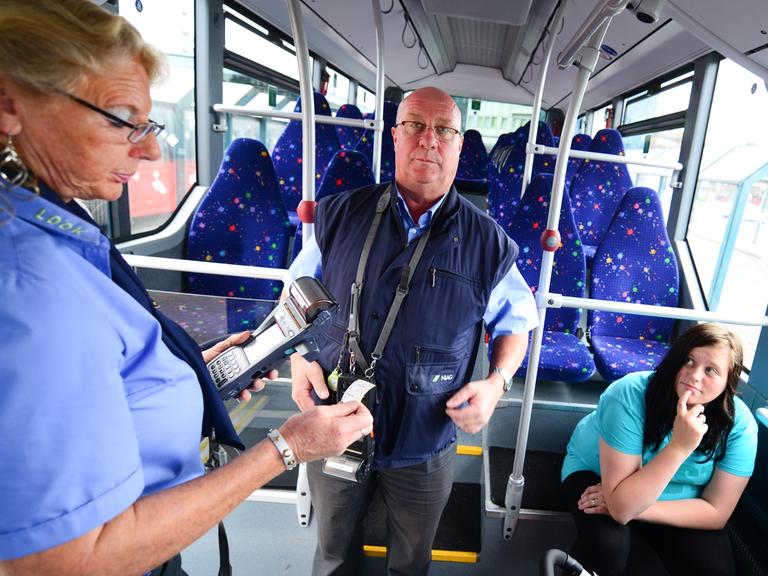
[356,85,375,113]
[688,58,768,369]
[623,75,692,124]
[120,0,197,236]
[590,103,613,136]
[325,66,351,112]
[221,69,297,152]
[223,5,312,84]
[623,129,684,219]
[619,72,692,221]
[455,97,532,151]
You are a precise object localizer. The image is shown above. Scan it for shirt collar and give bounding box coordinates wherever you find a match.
[393,183,448,231]
[10,186,104,247]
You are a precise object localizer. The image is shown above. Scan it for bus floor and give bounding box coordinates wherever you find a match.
[179,486,577,575]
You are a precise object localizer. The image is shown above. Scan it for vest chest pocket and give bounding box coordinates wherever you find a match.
[406,344,468,395]
[428,267,481,289]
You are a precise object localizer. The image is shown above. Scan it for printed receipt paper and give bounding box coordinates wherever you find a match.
[340,379,375,403]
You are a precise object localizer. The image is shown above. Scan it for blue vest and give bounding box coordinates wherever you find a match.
[315,184,518,468]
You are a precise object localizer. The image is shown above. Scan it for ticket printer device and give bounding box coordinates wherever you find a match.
[207,276,337,401]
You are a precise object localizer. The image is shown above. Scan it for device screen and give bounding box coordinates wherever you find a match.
[242,323,285,365]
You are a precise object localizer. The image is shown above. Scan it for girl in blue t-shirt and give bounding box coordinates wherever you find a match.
[562,323,758,576]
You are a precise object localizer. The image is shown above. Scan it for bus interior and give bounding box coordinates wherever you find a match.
[87,0,768,573]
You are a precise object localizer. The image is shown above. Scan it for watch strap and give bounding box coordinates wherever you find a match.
[267,428,298,470]
[491,366,513,392]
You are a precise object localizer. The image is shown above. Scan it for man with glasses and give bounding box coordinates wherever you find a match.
[289,87,537,575]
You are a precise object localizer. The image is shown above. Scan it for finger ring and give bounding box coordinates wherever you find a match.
[591,498,597,506]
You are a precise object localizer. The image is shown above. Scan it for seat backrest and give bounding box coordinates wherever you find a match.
[589,186,679,340]
[488,130,521,171]
[271,92,341,213]
[186,138,290,301]
[569,128,633,253]
[355,100,398,182]
[565,133,592,185]
[335,103,364,150]
[291,149,376,259]
[487,121,556,181]
[456,128,489,183]
[487,151,523,231]
[509,174,586,333]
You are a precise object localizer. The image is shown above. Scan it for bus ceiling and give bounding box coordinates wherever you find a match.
[239,0,768,109]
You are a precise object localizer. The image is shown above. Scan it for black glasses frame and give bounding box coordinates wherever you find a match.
[65,93,165,144]
[394,120,462,141]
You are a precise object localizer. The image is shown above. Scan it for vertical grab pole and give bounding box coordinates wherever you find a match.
[503,19,612,540]
[371,0,386,184]
[287,0,316,242]
[521,0,569,196]
[286,0,315,525]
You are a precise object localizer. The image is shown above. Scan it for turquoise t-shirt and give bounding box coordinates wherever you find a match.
[561,371,757,500]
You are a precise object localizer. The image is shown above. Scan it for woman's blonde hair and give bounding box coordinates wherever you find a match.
[0,0,165,93]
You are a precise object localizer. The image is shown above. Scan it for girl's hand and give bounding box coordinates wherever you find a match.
[578,482,609,515]
[670,389,708,455]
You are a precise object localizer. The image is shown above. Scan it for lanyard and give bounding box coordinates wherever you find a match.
[346,186,439,378]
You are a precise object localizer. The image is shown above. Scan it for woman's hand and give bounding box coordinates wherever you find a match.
[278,401,373,463]
[578,482,609,515]
[202,331,277,401]
[670,389,708,455]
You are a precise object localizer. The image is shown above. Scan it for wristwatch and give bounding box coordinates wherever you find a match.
[267,428,298,470]
[491,366,513,392]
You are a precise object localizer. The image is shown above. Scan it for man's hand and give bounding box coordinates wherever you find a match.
[290,352,330,411]
[445,375,505,434]
[279,401,373,463]
[201,331,277,402]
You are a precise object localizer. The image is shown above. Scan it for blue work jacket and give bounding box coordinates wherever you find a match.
[315,184,518,469]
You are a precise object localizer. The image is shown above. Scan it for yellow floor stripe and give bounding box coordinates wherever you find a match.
[456,444,483,456]
[363,545,477,563]
[363,545,387,558]
[231,395,269,433]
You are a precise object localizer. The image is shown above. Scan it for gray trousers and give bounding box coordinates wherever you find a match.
[308,446,455,576]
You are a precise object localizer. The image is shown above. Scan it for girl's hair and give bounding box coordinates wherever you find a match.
[644,323,743,461]
[0,0,164,94]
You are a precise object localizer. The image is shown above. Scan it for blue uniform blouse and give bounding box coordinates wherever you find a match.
[0,189,204,560]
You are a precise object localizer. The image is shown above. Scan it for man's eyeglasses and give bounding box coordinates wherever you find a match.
[395,121,462,143]
[65,93,165,144]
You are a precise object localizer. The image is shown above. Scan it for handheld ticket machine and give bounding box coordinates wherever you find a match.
[207,276,337,401]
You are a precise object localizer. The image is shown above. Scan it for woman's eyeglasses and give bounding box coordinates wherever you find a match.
[65,93,165,144]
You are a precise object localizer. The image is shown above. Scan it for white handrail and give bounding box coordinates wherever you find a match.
[504,17,613,541]
[557,0,631,68]
[123,254,288,282]
[212,104,379,130]
[287,0,315,243]
[530,143,683,171]
[371,0,386,183]
[550,294,768,327]
[521,0,570,195]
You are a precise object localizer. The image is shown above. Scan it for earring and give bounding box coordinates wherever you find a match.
[0,135,31,191]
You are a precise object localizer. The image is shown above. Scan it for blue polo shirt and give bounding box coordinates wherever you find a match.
[0,189,204,560]
[289,187,538,338]
[562,371,757,500]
